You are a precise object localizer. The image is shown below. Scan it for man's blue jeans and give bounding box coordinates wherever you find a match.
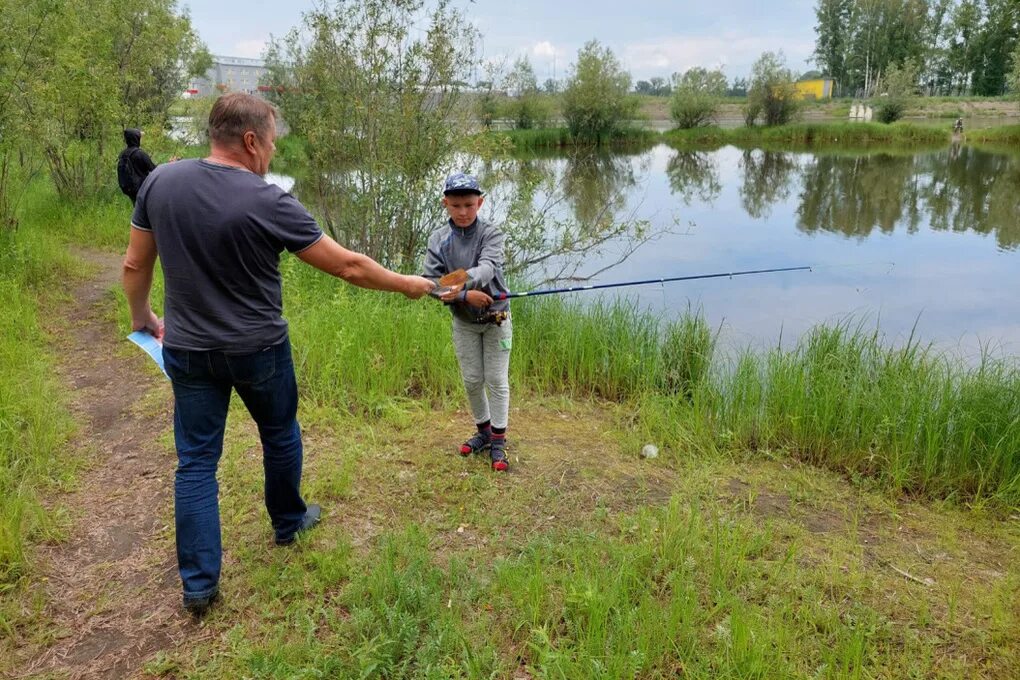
[163,338,307,600]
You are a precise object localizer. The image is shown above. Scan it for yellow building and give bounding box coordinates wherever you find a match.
[794,78,836,100]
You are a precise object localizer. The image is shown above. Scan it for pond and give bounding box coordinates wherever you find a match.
[281,143,1020,360]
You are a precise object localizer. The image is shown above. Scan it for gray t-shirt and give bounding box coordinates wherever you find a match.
[131,159,323,352]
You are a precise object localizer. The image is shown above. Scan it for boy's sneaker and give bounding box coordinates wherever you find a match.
[459,432,491,456]
[489,441,509,472]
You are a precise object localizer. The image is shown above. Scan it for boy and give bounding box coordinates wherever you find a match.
[424,173,513,471]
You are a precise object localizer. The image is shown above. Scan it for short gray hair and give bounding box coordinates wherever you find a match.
[207,93,276,145]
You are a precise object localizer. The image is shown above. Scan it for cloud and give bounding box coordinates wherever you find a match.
[232,38,269,59]
[532,41,560,59]
[621,33,815,78]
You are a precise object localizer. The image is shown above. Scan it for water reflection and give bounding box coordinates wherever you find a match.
[476,149,656,282]
[919,147,1020,250]
[796,153,921,238]
[561,151,637,226]
[737,150,798,219]
[657,145,1020,250]
[666,151,721,205]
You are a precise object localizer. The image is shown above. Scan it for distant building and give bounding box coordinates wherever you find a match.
[794,78,836,100]
[185,56,272,98]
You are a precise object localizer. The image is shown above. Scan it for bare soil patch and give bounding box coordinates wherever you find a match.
[12,249,190,680]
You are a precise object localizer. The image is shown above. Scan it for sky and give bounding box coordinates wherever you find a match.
[183,0,819,82]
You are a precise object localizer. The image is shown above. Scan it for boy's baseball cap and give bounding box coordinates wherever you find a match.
[443,172,483,195]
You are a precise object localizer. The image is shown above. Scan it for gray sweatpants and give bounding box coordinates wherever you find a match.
[452,316,512,429]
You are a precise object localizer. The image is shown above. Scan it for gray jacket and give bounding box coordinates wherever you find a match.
[423,217,510,323]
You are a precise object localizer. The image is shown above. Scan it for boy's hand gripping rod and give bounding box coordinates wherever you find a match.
[490,266,813,300]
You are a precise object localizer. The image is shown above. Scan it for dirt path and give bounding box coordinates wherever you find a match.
[15,249,195,680]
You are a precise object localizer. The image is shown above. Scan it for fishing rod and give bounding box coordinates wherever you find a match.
[491,265,813,300]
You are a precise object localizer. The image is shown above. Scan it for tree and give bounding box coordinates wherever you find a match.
[649,76,671,96]
[946,0,983,94]
[970,0,1020,96]
[504,56,548,129]
[15,0,207,200]
[813,0,1020,96]
[542,78,560,94]
[0,0,55,229]
[728,77,749,97]
[745,51,800,126]
[814,0,853,93]
[635,80,653,94]
[1007,42,1020,105]
[813,0,928,96]
[875,58,920,123]
[468,61,506,131]
[265,0,478,269]
[669,67,727,129]
[561,40,638,143]
[488,153,654,284]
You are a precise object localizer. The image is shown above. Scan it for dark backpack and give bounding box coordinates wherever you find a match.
[117,148,143,199]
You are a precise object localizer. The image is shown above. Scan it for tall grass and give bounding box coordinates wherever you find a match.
[664,122,951,151]
[0,276,72,584]
[5,153,1019,597]
[0,182,89,586]
[633,322,1020,506]
[283,261,462,413]
[16,176,132,250]
[484,121,965,153]
[967,124,1020,149]
[285,282,1020,507]
[487,127,659,150]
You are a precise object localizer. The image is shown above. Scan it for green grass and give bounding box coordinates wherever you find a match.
[664,122,951,151]
[135,402,1020,678]
[483,127,659,150]
[0,185,88,588]
[967,125,1020,149]
[635,322,1020,506]
[276,263,1020,508]
[482,121,996,153]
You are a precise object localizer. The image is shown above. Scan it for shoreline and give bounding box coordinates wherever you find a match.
[484,121,1020,152]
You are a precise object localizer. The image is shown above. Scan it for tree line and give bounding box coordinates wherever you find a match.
[0,0,209,226]
[814,0,1020,96]
[611,0,1020,99]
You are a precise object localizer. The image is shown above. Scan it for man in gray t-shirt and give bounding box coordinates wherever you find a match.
[131,158,324,352]
[122,93,434,616]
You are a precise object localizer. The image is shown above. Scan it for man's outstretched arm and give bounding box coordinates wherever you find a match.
[122,226,163,338]
[297,234,435,299]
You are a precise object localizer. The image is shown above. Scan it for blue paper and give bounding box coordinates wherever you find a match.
[127,331,169,379]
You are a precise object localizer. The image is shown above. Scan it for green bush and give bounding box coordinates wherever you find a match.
[669,67,726,129]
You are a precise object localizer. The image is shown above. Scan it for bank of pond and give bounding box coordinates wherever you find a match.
[286,267,1020,510]
[486,122,1020,153]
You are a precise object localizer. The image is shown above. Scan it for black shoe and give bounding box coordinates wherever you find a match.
[183,589,219,617]
[275,504,322,546]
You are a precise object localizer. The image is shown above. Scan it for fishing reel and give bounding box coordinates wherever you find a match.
[477,310,509,326]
